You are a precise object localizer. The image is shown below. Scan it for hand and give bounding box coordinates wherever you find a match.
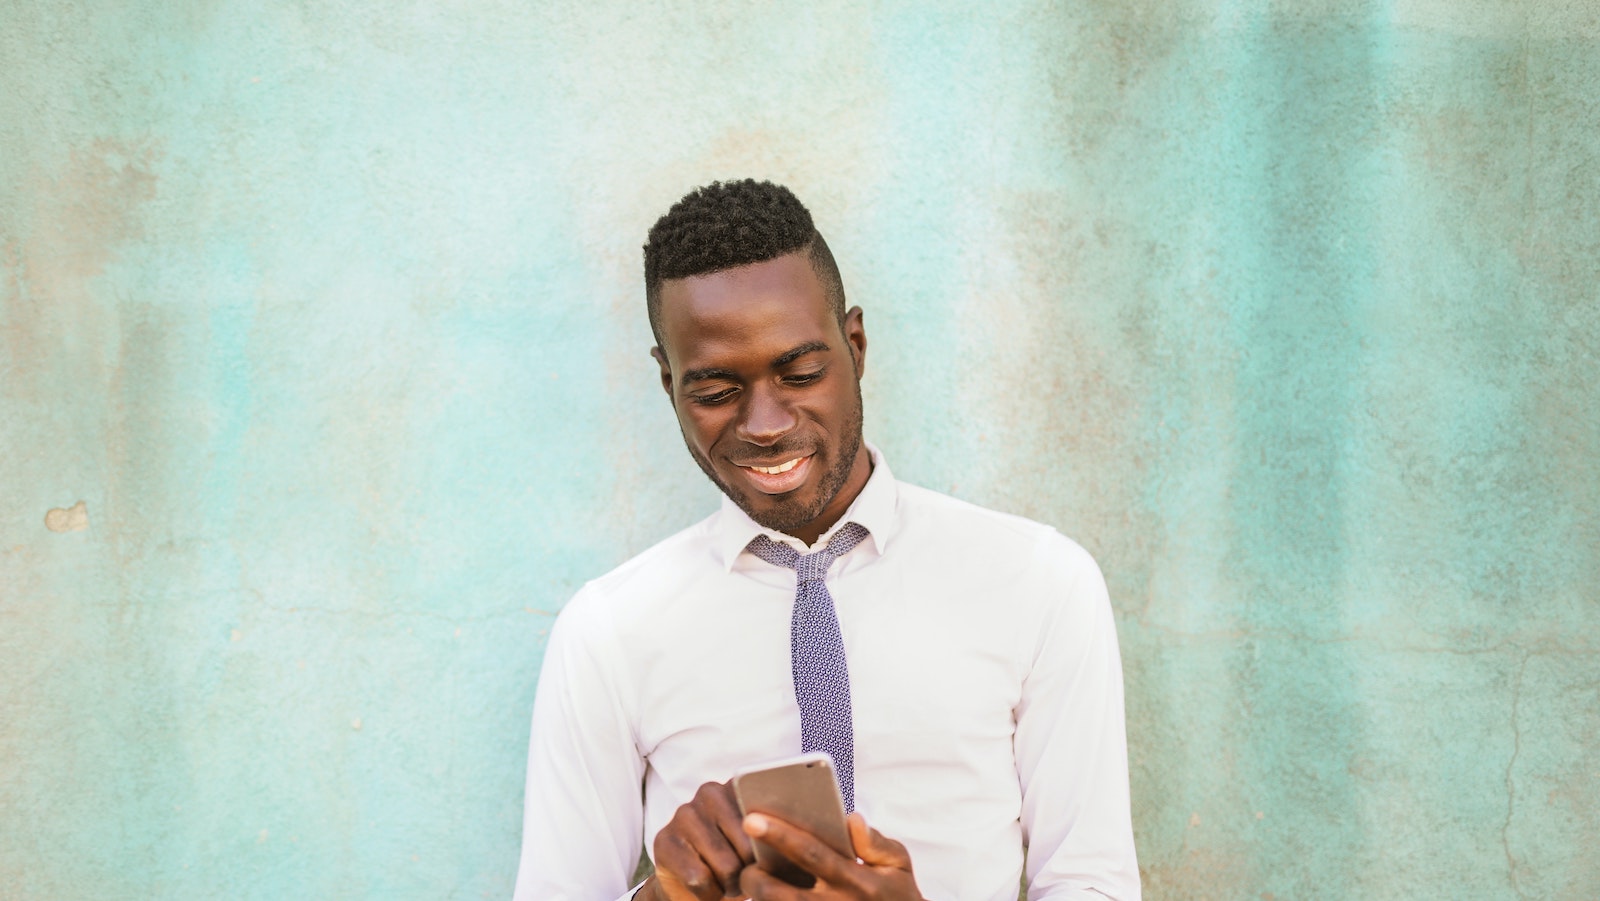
[642,780,755,901]
[738,811,923,900]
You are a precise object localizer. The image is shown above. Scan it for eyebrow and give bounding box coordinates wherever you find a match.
[772,340,831,368]
[680,340,832,386]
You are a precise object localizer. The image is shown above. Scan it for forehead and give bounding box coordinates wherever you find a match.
[656,252,837,366]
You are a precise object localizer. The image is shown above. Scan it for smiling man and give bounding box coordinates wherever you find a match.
[513,180,1140,901]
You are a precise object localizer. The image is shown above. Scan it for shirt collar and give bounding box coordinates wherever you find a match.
[711,440,899,572]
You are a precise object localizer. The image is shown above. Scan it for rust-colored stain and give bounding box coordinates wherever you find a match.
[43,500,88,533]
[2,138,162,378]
[1139,842,1256,899]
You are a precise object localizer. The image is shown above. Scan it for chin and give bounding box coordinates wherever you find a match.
[744,493,830,535]
[712,468,824,532]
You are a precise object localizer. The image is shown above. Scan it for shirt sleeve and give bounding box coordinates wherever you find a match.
[513,587,648,901]
[1014,536,1142,901]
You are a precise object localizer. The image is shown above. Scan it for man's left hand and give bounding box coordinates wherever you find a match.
[738,811,924,900]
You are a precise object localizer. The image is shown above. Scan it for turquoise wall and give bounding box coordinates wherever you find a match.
[2,2,1597,898]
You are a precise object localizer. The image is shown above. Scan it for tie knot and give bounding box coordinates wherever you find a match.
[747,522,871,582]
[795,552,834,583]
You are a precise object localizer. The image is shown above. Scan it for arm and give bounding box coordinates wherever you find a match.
[1015,538,1141,900]
[513,589,647,901]
[513,591,759,901]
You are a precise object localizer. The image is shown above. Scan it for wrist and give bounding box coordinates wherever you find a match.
[633,876,658,901]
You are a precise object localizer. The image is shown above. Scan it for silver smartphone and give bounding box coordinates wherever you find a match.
[731,752,853,887]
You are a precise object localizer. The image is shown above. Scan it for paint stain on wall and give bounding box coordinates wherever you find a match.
[2,138,163,381]
[43,500,89,533]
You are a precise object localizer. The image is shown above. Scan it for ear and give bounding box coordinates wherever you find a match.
[842,306,867,379]
[650,346,674,399]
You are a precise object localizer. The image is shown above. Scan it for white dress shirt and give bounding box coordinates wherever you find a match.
[514,446,1140,901]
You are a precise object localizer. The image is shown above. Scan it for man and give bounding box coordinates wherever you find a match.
[514,180,1140,901]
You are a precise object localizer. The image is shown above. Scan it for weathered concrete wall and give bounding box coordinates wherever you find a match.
[2,2,1596,898]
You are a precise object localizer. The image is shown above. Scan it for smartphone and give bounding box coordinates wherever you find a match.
[731,752,853,887]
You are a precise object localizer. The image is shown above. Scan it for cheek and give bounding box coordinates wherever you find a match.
[818,389,856,431]
[676,404,726,451]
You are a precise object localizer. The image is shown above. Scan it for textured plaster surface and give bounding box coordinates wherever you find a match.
[2,2,1597,899]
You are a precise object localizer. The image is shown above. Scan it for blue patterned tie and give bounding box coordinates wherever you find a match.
[747,522,870,812]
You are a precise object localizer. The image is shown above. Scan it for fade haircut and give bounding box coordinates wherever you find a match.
[643,179,846,347]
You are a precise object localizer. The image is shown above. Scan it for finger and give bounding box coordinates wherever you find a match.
[673,807,750,897]
[739,863,811,901]
[652,832,724,901]
[655,873,719,901]
[846,812,914,870]
[744,813,862,889]
[702,781,756,864]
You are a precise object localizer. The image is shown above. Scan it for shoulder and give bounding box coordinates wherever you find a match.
[554,511,722,631]
[888,481,1112,671]
[893,480,1102,582]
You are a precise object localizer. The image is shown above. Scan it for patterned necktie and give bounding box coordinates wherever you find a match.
[747,522,871,812]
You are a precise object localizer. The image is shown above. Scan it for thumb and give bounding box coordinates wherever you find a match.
[847,812,913,869]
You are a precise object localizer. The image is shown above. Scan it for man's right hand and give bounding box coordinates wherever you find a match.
[640,780,755,901]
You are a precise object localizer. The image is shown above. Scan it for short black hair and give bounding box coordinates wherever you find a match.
[643,179,846,347]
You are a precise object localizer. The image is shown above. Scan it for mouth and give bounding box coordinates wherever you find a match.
[734,454,814,495]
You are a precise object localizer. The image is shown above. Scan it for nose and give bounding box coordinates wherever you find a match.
[734,382,797,446]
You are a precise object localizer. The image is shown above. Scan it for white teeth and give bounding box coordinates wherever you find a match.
[749,458,802,475]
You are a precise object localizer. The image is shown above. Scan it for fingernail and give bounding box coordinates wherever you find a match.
[744,813,768,836]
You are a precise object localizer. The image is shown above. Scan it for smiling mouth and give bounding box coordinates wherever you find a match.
[735,454,814,494]
[748,458,802,475]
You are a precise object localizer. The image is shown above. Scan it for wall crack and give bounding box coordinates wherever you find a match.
[1502,649,1531,899]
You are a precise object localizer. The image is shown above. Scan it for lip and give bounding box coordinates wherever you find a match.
[734,454,814,495]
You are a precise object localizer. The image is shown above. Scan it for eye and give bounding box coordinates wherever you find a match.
[784,369,824,386]
[690,388,738,406]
